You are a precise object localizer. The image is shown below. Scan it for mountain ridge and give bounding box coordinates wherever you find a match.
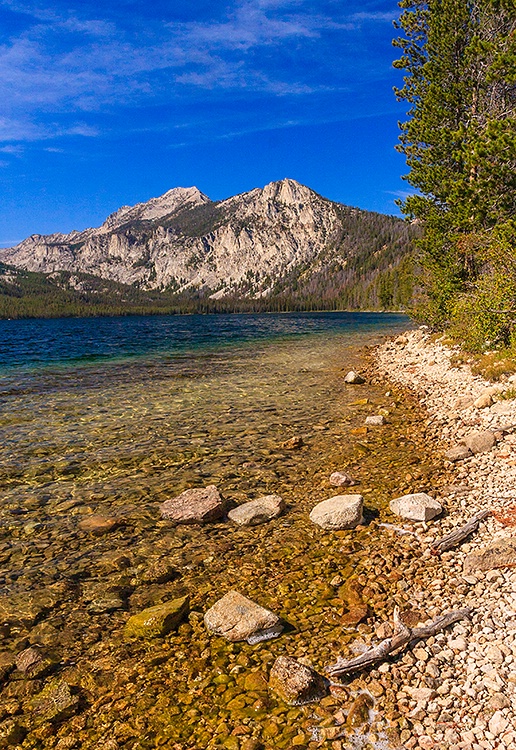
[0,179,417,318]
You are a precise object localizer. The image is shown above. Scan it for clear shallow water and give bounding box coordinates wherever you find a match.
[0,312,433,750]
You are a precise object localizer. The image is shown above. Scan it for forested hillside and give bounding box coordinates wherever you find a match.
[394,0,516,350]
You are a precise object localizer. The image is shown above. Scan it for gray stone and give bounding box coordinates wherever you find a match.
[309,494,364,530]
[160,485,226,524]
[329,471,358,487]
[204,591,283,644]
[228,495,285,526]
[269,656,328,705]
[462,430,496,454]
[445,445,472,462]
[365,415,385,426]
[464,537,516,573]
[389,492,442,522]
[344,371,365,384]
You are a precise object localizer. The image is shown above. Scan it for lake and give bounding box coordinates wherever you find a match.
[0,311,433,749]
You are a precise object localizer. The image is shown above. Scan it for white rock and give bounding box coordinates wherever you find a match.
[227,495,285,526]
[309,494,364,530]
[389,492,443,522]
[365,415,385,426]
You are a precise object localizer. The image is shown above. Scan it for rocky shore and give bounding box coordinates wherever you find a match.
[375,328,516,750]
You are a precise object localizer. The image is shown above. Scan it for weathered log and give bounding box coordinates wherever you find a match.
[430,509,490,555]
[326,607,471,678]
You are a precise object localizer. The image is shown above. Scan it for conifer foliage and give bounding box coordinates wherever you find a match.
[394,0,516,349]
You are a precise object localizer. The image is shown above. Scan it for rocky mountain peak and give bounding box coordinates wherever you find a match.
[100,186,210,232]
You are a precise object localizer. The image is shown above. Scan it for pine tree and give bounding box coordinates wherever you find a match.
[393,0,516,343]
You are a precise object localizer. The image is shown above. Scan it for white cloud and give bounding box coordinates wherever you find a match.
[0,0,396,143]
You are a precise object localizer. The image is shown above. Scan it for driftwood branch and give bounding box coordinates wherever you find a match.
[430,509,490,555]
[326,607,471,678]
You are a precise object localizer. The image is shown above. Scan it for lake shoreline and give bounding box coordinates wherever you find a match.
[375,328,516,749]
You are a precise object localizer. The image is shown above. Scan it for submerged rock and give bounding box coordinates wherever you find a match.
[329,471,358,487]
[78,515,121,535]
[268,656,328,705]
[160,486,226,524]
[204,591,283,643]
[347,693,375,729]
[309,495,364,530]
[30,679,79,725]
[389,492,442,522]
[15,647,57,679]
[0,652,15,684]
[344,371,365,384]
[0,719,27,745]
[228,495,285,526]
[365,415,385,426]
[124,596,189,639]
[282,436,304,450]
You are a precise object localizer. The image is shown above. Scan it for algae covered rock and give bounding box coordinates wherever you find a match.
[268,656,328,705]
[160,486,226,524]
[204,591,283,643]
[30,679,79,726]
[228,495,285,526]
[124,595,190,639]
[309,495,364,530]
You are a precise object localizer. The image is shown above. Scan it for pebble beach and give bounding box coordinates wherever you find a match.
[375,328,516,750]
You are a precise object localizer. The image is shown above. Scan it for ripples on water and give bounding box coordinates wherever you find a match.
[0,312,428,749]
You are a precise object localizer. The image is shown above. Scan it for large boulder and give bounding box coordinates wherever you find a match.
[309,495,364,530]
[462,430,496,455]
[464,538,516,573]
[124,595,189,639]
[204,591,283,644]
[389,493,442,522]
[269,656,328,705]
[228,495,285,526]
[160,486,226,524]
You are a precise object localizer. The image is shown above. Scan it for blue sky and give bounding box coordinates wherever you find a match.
[0,0,411,246]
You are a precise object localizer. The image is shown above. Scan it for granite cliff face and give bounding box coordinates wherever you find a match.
[0,179,378,298]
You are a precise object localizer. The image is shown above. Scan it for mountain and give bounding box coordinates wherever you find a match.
[0,179,417,318]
